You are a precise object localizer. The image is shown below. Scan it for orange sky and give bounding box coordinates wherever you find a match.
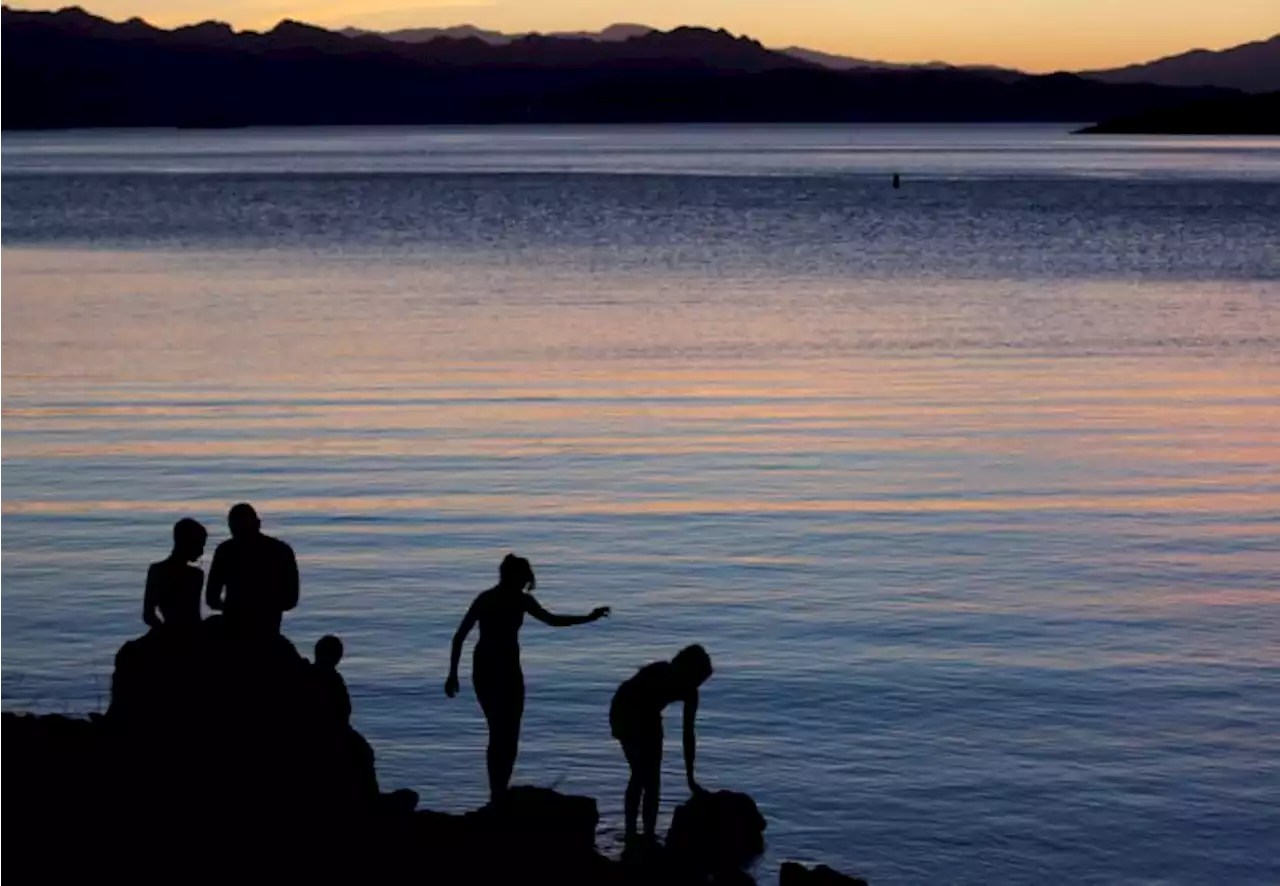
[9,1,1280,71]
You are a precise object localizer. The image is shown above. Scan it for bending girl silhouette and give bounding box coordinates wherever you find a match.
[445,554,610,800]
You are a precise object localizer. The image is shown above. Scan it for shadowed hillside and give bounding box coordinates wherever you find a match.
[1078,91,1280,134]
[2,6,1240,128]
[1083,34,1280,93]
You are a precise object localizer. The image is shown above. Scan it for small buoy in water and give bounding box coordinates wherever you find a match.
[893,173,901,189]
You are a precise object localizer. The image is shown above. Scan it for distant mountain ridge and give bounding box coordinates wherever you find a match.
[338,23,655,45]
[344,19,1280,90]
[8,5,1276,88]
[1,6,1245,129]
[342,20,1031,77]
[1083,34,1280,93]
[777,45,1023,80]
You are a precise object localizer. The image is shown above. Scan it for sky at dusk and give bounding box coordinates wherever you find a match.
[10,1,1279,71]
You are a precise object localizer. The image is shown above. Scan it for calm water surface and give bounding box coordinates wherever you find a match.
[3,126,1279,885]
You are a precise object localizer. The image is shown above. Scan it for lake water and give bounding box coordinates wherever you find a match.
[3,125,1279,885]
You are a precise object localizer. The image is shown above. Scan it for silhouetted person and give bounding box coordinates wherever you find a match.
[143,518,208,629]
[205,503,299,636]
[611,644,714,842]
[314,634,352,726]
[893,173,901,189]
[445,554,610,800]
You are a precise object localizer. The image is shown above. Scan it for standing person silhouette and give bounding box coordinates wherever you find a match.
[205,503,299,637]
[445,554,610,800]
[143,518,208,629]
[610,645,714,843]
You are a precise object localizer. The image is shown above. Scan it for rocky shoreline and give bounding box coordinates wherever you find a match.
[5,620,864,885]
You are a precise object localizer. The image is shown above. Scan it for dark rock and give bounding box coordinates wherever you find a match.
[5,623,630,883]
[379,787,420,815]
[6,621,392,879]
[103,617,382,824]
[780,861,869,886]
[3,712,107,830]
[618,835,759,886]
[393,783,605,881]
[6,624,848,886]
[667,789,768,876]
[4,701,778,885]
[468,785,601,857]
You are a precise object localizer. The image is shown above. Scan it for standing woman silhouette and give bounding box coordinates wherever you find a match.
[445,554,610,800]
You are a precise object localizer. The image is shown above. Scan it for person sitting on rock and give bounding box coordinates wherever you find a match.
[314,634,352,726]
[143,517,208,630]
[205,503,299,637]
[611,644,713,843]
[445,554,610,800]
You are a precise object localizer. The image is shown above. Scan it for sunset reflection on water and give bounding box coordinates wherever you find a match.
[4,139,1279,885]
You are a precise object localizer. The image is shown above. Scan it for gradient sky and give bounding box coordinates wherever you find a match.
[18,1,1280,71]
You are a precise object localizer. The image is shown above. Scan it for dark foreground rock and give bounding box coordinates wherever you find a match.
[781,861,871,885]
[108,617,383,815]
[5,619,866,884]
[6,618,393,878]
[668,789,769,876]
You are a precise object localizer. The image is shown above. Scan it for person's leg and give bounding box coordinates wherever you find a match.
[475,671,500,798]
[639,729,662,838]
[487,718,512,800]
[620,719,663,840]
[621,737,643,839]
[484,671,523,800]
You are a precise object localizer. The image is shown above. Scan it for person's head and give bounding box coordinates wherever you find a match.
[228,503,261,539]
[315,634,343,669]
[173,518,207,562]
[498,554,535,592]
[671,644,713,690]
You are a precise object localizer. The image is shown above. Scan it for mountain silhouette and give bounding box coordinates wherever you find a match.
[778,45,1026,80]
[341,23,655,45]
[1078,90,1280,134]
[346,20,1029,78]
[1083,34,1280,93]
[2,6,1242,129]
[773,45,898,70]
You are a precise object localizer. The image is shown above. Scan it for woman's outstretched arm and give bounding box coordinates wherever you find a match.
[445,596,482,697]
[525,595,610,627]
